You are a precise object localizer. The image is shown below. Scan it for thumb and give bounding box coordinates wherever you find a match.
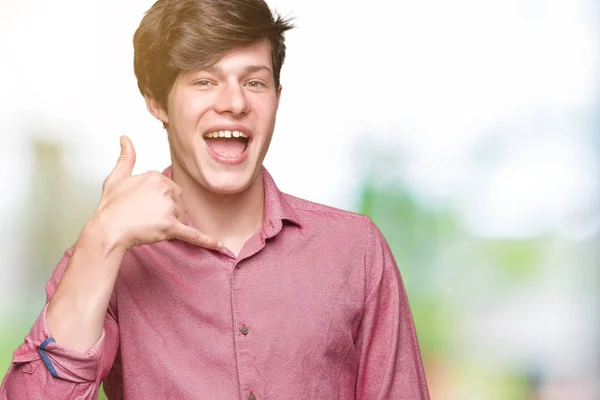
[109,135,136,181]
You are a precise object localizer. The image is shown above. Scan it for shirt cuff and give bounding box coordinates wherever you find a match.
[11,304,106,383]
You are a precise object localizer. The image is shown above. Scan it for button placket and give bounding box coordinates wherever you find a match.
[232,258,258,399]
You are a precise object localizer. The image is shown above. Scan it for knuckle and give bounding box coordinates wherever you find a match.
[158,182,171,195]
[158,224,171,236]
[142,170,160,182]
[166,203,178,216]
[189,230,200,243]
[150,170,163,180]
[162,229,175,240]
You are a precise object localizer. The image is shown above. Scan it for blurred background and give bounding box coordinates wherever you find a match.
[1,0,598,398]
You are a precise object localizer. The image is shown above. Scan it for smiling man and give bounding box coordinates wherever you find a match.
[0,0,429,399]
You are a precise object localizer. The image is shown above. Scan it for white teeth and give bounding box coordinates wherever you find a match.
[204,130,249,139]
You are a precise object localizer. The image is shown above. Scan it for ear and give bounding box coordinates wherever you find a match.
[144,95,169,125]
[276,84,282,108]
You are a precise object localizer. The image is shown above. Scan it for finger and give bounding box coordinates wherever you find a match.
[160,176,183,198]
[174,201,188,226]
[162,181,186,224]
[106,136,137,184]
[172,203,188,226]
[171,223,223,250]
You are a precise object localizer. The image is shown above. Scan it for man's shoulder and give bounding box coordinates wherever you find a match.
[282,192,375,233]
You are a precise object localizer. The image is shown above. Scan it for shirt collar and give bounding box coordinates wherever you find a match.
[161,165,303,238]
[261,166,303,237]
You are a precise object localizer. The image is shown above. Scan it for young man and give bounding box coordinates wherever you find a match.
[1,0,429,398]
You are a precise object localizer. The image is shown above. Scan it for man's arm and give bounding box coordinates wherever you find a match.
[355,220,430,399]
[0,245,120,400]
[1,136,221,399]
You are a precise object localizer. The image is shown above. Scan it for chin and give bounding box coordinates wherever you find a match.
[201,167,258,195]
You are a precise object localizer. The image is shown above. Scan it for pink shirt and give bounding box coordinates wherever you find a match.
[1,167,429,399]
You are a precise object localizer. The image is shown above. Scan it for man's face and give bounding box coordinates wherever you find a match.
[149,39,281,195]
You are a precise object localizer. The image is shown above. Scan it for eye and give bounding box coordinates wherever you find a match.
[246,80,265,88]
[194,80,214,87]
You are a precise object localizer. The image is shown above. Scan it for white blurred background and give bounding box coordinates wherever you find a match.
[1,1,598,398]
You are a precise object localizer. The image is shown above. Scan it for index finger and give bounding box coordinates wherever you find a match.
[170,223,223,250]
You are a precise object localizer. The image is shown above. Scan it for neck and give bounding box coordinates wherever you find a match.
[171,165,265,245]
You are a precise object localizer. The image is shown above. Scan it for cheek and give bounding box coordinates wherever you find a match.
[172,93,209,124]
[254,98,278,121]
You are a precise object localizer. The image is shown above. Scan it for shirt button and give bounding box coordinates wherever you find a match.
[240,325,249,335]
[248,395,257,400]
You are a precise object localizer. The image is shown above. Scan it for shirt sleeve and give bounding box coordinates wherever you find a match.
[0,247,120,400]
[355,220,430,399]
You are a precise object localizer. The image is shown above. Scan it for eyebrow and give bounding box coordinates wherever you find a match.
[205,64,273,74]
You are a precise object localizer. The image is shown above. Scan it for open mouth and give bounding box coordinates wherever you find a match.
[203,130,250,158]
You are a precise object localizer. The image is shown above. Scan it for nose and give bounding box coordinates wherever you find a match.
[214,83,249,116]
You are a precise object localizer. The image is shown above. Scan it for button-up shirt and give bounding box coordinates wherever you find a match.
[1,167,429,399]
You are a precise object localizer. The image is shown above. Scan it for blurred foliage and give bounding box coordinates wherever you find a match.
[99,385,108,400]
[0,138,102,396]
[0,323,26,379]
[22,139,99,281]
[358,174,459,361]
[474,238,544,283]
[354,157,571,399]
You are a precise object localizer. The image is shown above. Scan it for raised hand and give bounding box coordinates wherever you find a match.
[94,135,222,250]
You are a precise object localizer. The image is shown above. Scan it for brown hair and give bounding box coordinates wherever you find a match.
[133,0,294,109]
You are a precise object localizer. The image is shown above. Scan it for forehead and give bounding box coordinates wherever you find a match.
[212,39,273,72]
